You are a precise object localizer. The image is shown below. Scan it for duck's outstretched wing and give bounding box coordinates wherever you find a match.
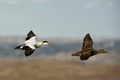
[25,30,36,41]
[23,46,35,56]
[15,45,34,56]
[82,33,93,51]
[15,45,24,50]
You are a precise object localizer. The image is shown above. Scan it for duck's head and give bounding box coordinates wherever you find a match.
[71,53,75,56]
[42,41,51,45]
[35,41,51,48]
[97,49,107,53]
[71,52,81,56]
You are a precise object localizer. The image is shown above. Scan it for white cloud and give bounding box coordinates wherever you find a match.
[84,0,115,9]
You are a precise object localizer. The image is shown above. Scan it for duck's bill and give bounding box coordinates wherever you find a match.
[104,51,108,53]
[48,42,52,46]
[71,53,75,56]
[71,52,81,56]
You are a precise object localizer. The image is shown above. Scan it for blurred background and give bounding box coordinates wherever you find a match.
[0,0,120,80]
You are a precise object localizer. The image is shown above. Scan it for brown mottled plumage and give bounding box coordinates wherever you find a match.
[72,33,107,60]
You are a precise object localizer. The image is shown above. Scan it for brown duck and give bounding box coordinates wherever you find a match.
[72,33,107,60]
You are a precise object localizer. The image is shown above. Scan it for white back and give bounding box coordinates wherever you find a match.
[25,36,37,49]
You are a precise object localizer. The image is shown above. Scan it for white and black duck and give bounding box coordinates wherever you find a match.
[15,30,51,56]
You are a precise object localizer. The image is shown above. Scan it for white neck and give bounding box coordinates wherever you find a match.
[35,42,43,48]
[35,41,49,48]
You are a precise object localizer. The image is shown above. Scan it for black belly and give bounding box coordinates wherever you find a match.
[80,55,89,60]
[80,51,97,60]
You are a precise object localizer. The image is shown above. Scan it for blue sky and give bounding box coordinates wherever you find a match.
[0,0,120,38]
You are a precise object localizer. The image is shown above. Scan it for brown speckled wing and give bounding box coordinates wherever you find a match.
[82,33,93,51]
[25,30,36,40]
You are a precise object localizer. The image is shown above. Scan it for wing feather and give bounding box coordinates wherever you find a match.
[25,30,36,40]
[22,46,34,56]
[82,33,93,51]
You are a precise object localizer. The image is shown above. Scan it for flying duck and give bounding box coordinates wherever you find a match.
[15,30,51,56]
[72,33,107,60]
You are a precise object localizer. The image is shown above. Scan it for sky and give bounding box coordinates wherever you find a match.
[0,0,120,38]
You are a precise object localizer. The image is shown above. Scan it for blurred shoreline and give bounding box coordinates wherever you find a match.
[0,36,120,57]
[0,36,120,80]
